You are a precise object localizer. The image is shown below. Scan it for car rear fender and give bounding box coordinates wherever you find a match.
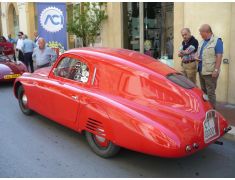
[77,103,114,141]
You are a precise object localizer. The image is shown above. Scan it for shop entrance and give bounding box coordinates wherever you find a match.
[123,2,174,61]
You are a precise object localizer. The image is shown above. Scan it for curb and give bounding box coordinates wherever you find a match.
[223,126,235,141]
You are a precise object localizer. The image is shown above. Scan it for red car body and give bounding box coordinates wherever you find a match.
[0,36,27,82]
[0,55,27,82]
[13,48,231,158]
[0,36,15,55]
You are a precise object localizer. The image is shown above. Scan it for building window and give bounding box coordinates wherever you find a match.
[123,2,174,60]
[123,2,140,51]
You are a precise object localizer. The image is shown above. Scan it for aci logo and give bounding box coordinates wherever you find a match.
[40,7,64,32]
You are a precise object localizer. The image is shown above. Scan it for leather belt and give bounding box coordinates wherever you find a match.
[37,62,50,68]
[183,60,195,64]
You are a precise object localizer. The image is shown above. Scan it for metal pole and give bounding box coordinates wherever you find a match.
[139,2,144,54]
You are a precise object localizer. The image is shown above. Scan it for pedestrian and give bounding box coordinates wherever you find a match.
[16,31,24,63]
[166,36,173,59]
[7,34,16,44]
[34,31,40,46]
[153,34,160,58]
[7,34,17,61]
[32,38,57,69]
[197,24,223,109]
[22,35,36,72]
[178,28,199,84]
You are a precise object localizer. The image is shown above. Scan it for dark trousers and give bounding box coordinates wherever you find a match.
[18,50,24,63]
[24,52,34,73]
[13,53,16,62]
[199,73,218,109]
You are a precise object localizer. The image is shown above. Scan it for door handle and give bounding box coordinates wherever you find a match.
[58,81,64,85]
[71,95,78,100]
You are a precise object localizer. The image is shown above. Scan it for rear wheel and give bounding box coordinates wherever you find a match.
[18,86,33,115]
[85,131,120,158]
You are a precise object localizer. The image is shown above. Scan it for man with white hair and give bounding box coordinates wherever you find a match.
[197,24,223,109]
[32,38,57,69]
[178,28,199,84]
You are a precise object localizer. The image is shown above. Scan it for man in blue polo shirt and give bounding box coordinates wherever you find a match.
[22,35,36,72]
[198,24,223,109]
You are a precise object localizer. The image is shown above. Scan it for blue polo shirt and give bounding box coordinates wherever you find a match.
[22,39,36,53]
[198,37,223,72]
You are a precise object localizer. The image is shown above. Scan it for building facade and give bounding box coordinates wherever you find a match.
[0,2,36,39]
[1,2,235,104]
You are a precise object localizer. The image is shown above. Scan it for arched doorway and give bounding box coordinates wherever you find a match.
[8,3,19,38]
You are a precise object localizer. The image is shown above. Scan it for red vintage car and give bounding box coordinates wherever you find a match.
[13,48,231,158]
[0,36,27,82]
[0,54,27,82]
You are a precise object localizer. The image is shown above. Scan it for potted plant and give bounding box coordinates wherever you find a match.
[47,41,65,57]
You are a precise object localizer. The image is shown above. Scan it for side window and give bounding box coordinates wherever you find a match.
[68,58,89,83]
[54,57,72,78]
[54,57,89,83]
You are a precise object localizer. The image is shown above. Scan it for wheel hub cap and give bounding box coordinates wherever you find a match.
[22,94,28,106]
[94,134,109,148]
[95,135,106,143]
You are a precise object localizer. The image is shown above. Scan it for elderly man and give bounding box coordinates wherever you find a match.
[32,38,57,69]
[34,31,40,46]
[198,24,223,109]
[178,28,199,84]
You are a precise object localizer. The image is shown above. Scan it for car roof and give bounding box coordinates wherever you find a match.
[66,47,176,76]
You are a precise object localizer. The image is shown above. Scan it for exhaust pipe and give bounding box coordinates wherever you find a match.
[224,126,232,133]
[214,127,232,146]
[214,141,223,145]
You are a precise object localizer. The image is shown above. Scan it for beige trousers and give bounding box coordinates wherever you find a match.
[182,61,197,84]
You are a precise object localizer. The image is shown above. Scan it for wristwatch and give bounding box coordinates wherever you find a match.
[214,68,219,73]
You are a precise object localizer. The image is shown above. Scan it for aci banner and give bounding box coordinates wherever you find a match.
[37,3,67,51]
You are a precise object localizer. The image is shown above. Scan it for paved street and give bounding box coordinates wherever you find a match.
[0,82,235,178]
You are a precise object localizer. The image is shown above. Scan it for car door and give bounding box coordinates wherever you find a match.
[49,54,91,129]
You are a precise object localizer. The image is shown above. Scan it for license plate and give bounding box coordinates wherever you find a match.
[4,74,21,79]
[203,110,220,143]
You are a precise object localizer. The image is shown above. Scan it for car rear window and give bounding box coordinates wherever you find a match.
[166,73,196,89]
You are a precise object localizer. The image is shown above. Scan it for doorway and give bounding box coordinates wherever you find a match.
[123,2,174,60]
[8,3,19,38]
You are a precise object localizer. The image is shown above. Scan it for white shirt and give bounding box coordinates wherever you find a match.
[16,38,24,50]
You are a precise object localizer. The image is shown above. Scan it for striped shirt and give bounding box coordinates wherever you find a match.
[179,45,196,62]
